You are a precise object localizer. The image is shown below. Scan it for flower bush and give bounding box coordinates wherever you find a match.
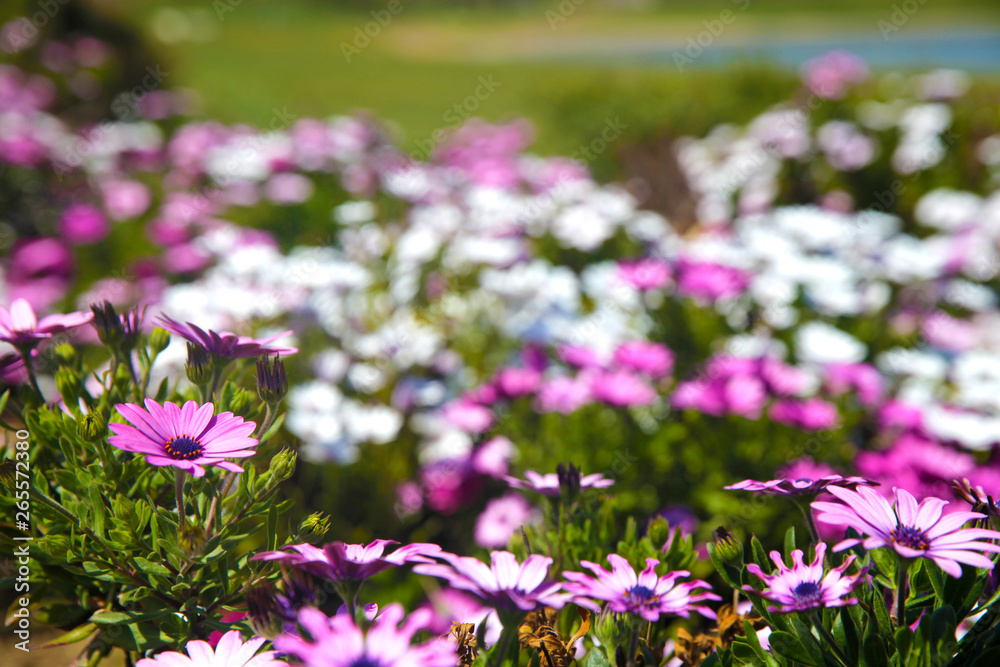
[3,14,1000,667]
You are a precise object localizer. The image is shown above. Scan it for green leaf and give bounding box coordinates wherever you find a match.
[870,581,893,637]
[88,484,106,539]
[869,549,896,583]
[134,556,172,576]
[91,611,134,625]
[768,631,819,666]
[154,377,170,401]
[862,635,888,667]
[839,607,860,666]
[894,626,913,665]
[783,526,796,556]
[261,412,286,443]
[924,561,946,606]
[730,639,757,664]
[267,502,279,551]
[40,622,98,648]
[929,606,956,646]
[750,535,771,572]
[740,620,780,667]
[0,389,9,417]
[582,648,611,667]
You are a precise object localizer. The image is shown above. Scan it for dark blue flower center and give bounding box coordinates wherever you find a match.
[792,581,823,605]
[625,585,659,607]
[164,436,204,460]
[349,658,382,667]
[890,525,930,551]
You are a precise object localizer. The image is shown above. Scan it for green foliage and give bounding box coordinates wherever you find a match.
[0,322,296,663]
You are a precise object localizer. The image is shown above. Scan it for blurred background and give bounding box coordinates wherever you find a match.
[4,0,998,187]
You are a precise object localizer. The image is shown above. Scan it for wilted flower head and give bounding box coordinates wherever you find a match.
[414,551,567,612]
[157,313,298,359]
[744,543,867,613]
[562,554,720,622]
[251,540,442,582]
[136,630,284,667]
[108,399,259,478]
[812,486,1000,577]
[275,604,455,667]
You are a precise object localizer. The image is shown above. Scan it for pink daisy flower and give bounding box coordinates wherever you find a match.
[725,475,876,498]
[275,603,455,667]
[108,399,259,478]
[251,540,441,582]
[136,630,284,667]
[743,543,867,613]
[562,554,719,622]
[0,298,93,349]
[156,313,298,359]
[504,470,613,497]
[812,486,1000,577]
[413,551,567,612]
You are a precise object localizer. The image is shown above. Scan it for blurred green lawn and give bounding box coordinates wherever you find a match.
[97,0,1000,165]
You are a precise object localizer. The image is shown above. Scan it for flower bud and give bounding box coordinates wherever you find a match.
[255,355,288,405]
[186,343,212,386]
[149,327,171,354]
[711,526,744,566]
[557,462,581,500]
[267,448,297,488]
[178,522,207,556]
[296,512,331,543]
[229,388,256,417]
[54,343,77,364]
[247,584,290,639]
[77,412,107,443]
[647,517,672,551]
[54,367,82,405]
[91,301,125,349]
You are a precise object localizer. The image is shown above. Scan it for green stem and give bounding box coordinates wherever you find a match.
[810,611,855,667]
[895,559,912,624]
[175,469,186,526]
[556,499,567,574]
[256,403,277,442]
[796,499,820,545]
[624,620,640,667]
[122,353,140,399]
[21,350,45,403]
[492,624,519,667]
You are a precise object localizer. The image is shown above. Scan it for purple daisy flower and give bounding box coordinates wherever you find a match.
[136,629,285,667]
[562,554,719,622]
[504,470,613,497]
[725,475,877,497]
[812,486,1000,577]
[108,399,259,478]
[156,313,298,359]
[275,603,455,667]
[413,550,567,612]
[251,540,442,581]
[0,298,93,349]
[743,543,867,613]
